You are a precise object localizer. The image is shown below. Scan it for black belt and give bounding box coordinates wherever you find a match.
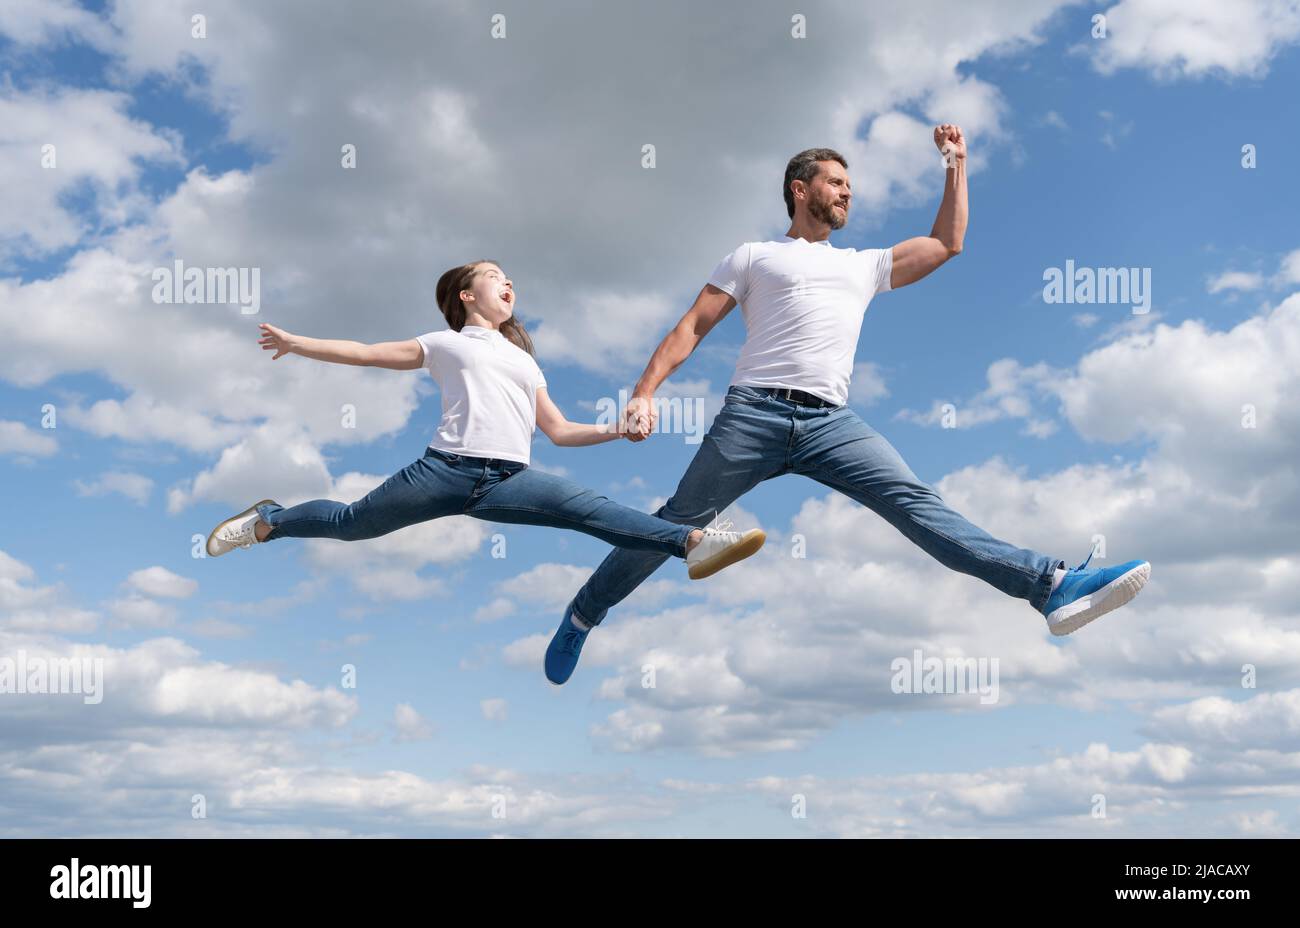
[751,386,838,409]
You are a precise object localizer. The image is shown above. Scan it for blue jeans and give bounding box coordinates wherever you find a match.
[572,385,1062,624]
[256,447,693,557]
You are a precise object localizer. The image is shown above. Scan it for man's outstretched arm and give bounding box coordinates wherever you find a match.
[624,284,736,440]
[890,123,968,290]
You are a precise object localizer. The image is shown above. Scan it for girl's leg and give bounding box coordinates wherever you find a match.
[258,453,468,542]
[465,467,695,556]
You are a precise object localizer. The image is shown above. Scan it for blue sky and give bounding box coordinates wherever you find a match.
[3,0,1300,837]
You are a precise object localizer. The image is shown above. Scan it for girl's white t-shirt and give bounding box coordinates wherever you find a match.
[415,325,546,465]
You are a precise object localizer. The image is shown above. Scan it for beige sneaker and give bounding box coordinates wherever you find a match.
[206,500,277,557]
[685,519,766,580]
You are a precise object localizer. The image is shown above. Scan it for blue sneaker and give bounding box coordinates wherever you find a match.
[1042,549,1151,636]
[545,603,591,685]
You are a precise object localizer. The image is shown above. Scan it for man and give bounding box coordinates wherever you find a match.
[544,125,1150,685]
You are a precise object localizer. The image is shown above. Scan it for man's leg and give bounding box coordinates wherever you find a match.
[570,393,789,625]
[793,406,1061,612]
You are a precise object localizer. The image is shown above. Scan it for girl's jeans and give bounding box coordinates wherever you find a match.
[257,447,693,557]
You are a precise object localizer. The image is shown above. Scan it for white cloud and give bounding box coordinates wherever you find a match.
[904,293,1300,486]
[0,420,57,457]
[473,597,516,623]
[167,425,333,513]
[74,470,154,504]
[1,629,356,731]
[848,361,889,406]
[495,564,594,613]
[393,703,434,742]
[1057,294,1300,486]
[1208,270,1266,294]
[0,550,98,633]
[1097,109,1134,150]
[480,698,508,722]
[1042,110,1069,131]
[0,86,180,258]
[107,595,177,628]
[1145,689,1300,751]
[1277,248,1300,285]
[895,358,1065,436]
[187,617,253,639]
[0,0,113,48]
[1087,0,1300,80]
[126,566,198,600]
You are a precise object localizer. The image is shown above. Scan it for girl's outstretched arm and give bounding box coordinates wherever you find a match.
[536,386,634,447]
[258,323,424,370]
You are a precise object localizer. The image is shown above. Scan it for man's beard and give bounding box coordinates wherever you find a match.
[809,196,847,230]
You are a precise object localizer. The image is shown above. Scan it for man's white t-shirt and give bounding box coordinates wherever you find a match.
[415,325,546,465]
[707,235,893,406]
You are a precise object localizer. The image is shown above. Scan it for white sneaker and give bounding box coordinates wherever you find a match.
[206,499,277,557]
[685,519,766,580]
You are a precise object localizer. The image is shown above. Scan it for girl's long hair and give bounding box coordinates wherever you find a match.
[434,260,535,356]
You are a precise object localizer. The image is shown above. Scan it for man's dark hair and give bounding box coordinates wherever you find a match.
[783,148,848,218]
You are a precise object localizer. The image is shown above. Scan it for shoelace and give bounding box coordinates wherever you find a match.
[225,521,257,549]
[704,515,735,537]
[561,627,586,653]
[1073,547,1097,572]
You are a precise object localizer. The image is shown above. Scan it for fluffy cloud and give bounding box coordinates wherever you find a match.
[0,85,180,259]
[126,566,198,599]
[0,550,98,634]
[73,470,154,504]
[0,420,57,458]
[1087,0,1300,80]
[1208,270,1266,294]
[0,0,113,48]
[0,629,356,734]
[393,703,434,742]
[848,361,889,407]
[895,358,1066,436]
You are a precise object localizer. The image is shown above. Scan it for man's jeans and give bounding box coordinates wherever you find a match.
[257,447,693,557]
[572,385,1060,624]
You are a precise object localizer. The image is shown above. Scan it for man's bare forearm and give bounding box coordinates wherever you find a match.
[632,323,697,398]
[930,157,968,254]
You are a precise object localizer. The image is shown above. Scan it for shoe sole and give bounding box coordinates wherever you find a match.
[687,529,766,580]
[206,499,277,557]
[1048,561,1150,636]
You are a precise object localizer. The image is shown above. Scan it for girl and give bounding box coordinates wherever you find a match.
[205,260,766,588]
